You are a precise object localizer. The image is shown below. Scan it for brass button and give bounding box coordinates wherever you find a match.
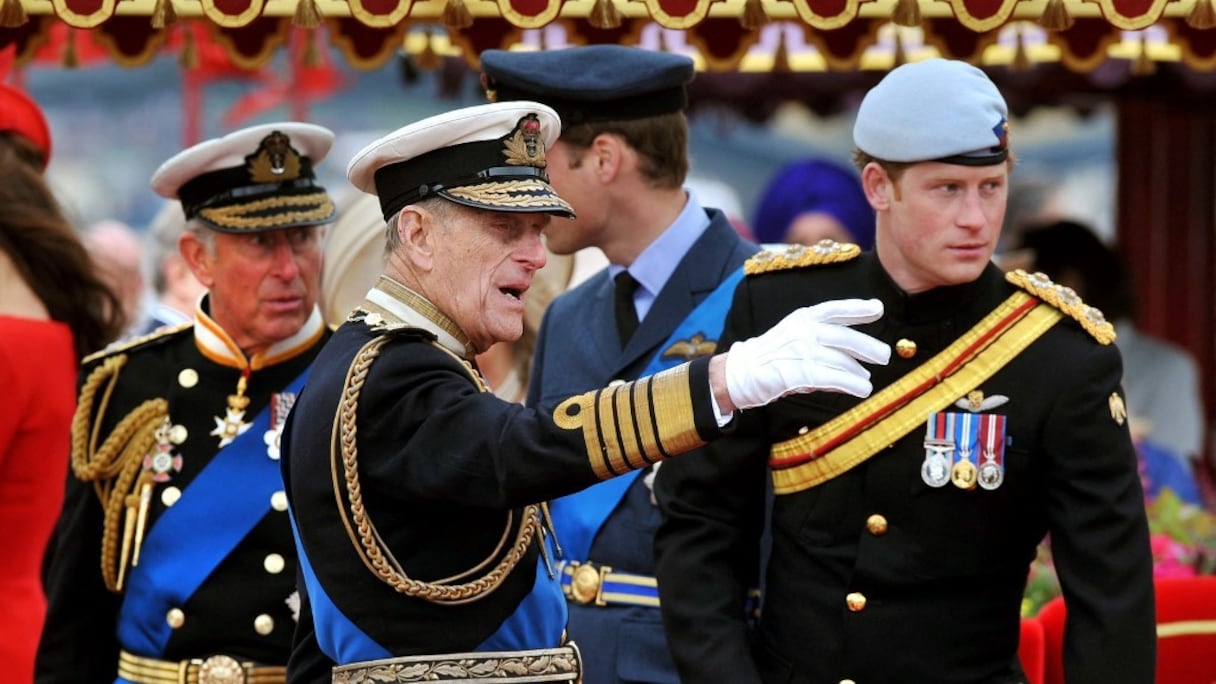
[840,680,857,684]
[895,339,917,359]
[254,613,275,635]
[161,486,182,507]
[169,424,188,445]
[866,514,888,536]
[264,553,286,574]
[166,607,185,628]
[846,592,867,612]
[270,491,288,512]
[569,564,606,605]
[177,368,199,388]
[797,426,809,435]
[608,379,627,387]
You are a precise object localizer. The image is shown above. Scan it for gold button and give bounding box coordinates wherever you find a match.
[270,491,288,512]
[797,426,809,435]
[608,379,626,387]
[166,608,185,628]
[169,424,188,445]
[866,514,888,536]
[264,553,285,574]
[895,339,917,359]
[254,613,275,635]
[161,486,182,507]
[846,592,867,612]
[177,368,199,388]
[840,680,857,684]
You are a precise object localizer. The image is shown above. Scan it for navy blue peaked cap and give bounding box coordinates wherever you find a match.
[479,45,695,129]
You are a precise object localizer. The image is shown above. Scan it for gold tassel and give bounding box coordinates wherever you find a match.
[740,0,768,30]
[293,0,322,29]
[892,0,921,27]
[302,30,319,66]
[415,29,442,70]
[1187,0,1216,29]
[772,29,790,72]
[1038,0,1074,30]
[151,0,177,29]
[1131,34,1155,76]
[62,30,79,68]
[588,0,621,29]
[179,25,198,69]
[442,0,474,29]
[1012,29,1031,71]
[0,0,28,28]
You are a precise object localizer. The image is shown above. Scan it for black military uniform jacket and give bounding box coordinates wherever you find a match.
[36,304,330,683]
[654,249,1156,684]
[282,277,723,683]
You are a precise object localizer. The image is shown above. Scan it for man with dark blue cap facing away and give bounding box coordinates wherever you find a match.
[654,58,1156,683]
[480,44,760,684]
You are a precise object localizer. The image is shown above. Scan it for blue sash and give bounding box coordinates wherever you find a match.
[475,533,567,651]
[116,370,309,657]
[291,516,391,664]
[298,519,566,663]
[550,267,745,563]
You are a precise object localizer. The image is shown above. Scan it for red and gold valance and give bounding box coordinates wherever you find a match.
[1,0,1214,72]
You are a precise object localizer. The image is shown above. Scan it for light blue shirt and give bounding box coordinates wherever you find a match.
[609,192,711,323]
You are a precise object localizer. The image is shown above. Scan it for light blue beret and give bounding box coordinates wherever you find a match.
[853,58,1009,166]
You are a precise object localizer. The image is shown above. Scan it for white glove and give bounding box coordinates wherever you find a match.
[725,298,890,410]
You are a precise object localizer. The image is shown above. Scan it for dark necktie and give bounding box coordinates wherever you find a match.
[614,270,640,348]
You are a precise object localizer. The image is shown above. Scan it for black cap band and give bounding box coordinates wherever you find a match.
[179,158,317,218]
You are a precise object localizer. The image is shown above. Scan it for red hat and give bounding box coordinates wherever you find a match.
[0,83,52,168]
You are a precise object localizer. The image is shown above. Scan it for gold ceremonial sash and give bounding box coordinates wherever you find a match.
[769,291,1061,495]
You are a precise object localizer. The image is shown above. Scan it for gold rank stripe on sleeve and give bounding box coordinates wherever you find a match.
[769,291,1062,495]
[554,364,706,481]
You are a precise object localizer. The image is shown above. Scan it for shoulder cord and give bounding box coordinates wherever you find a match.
[331,336,541,605]
[70,354,167,592]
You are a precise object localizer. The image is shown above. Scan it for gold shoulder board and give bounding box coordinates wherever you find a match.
[744,240,861,276]
[1005,269,1115,345]
[81,322,193,366]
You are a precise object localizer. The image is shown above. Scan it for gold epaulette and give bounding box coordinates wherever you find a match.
[744,240,861,276]
[81,322,193,366]
[1005,269,1115,345]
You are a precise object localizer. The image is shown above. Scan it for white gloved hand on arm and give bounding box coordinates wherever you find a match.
[725,298,891,411]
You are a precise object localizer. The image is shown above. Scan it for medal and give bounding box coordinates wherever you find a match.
[921,413,954,488]
[143,417,184,483]
[263,391,298,461]
[977,413,1007,491]
[950,412,978,490]
[211,372,253,447]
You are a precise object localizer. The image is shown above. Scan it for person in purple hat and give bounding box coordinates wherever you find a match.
[751,158,874,250]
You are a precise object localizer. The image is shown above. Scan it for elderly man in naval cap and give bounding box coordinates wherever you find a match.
[655,58,1155,684]
[39,122,338,684]
[277,100,893,684]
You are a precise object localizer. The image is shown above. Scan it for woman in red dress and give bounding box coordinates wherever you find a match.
[0,84,125,682]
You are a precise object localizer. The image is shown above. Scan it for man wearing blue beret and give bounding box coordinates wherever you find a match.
[479,45,761,684]
[654,58,1156,683]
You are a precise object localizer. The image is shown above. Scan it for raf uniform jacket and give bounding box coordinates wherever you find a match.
[526,207,756,684]
[654,252,1156,684]
[282,278,725,683]
[36,303,329,683]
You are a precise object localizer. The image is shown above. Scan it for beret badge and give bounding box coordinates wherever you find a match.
[502,114,547,169]
[992,118,1010,153]
[246,131,303,182]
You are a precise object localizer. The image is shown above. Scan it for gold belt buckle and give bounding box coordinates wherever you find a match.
[195,654,246,684]
[568,562,611,606]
